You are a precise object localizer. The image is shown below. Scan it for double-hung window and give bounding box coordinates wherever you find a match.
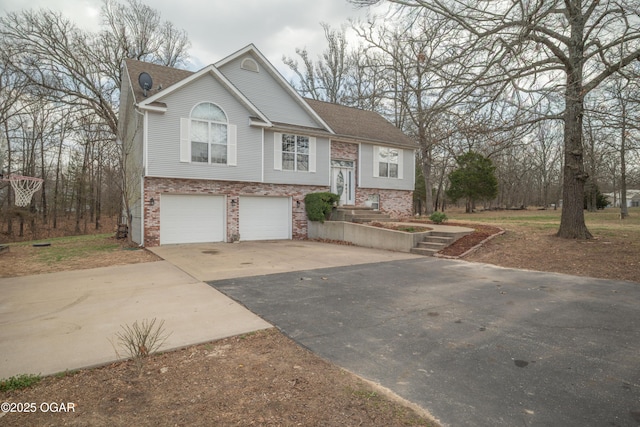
[274,133,316,172]
[180,102,237,166]
[282,134,309,171]
[373,146,402,179]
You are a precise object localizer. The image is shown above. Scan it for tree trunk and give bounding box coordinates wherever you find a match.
[40,136,48,224]
[4,123,13,235]
[557,15,592,239]
[75,145,90,234]
[421,146,434,215]
[52,136,64,229]
[620,104,628,219]
[95,151,102,230]
[558,106,592,239]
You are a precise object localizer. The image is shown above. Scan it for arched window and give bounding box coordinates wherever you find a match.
[189,102,228,164]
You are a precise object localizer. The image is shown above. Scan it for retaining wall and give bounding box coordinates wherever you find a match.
[308,221,431,253]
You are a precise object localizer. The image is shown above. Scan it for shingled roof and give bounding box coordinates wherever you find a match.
[123,58,416,150]
[124,58,194,104]
[304,98,417,149]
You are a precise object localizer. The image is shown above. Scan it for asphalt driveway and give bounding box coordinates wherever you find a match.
[209,257,640,427]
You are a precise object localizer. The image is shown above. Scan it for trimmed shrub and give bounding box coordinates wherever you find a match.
[305,192,340,223]
[429,211,448,224]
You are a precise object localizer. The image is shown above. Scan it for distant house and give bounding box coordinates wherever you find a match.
[119,44,417,246]
[603,190,640,208]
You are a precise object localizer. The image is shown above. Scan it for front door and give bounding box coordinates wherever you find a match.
[331,160,355,205]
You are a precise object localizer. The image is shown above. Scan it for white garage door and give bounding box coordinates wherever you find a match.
[160,194,225,245]
[239,196,290,241]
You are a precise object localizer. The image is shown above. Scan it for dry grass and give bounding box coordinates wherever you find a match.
[442,206,640,283]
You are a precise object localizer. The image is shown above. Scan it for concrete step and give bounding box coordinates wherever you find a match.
[417,241,447,250]
[334,206,392,223]
[411,232,456,257]
[410,247,439,256]
[352,217,394,223]
[347,214,392,220]
[332,206,391,222]
[430,231,461,239]
[421,235,453,245]
[335,205,374,210]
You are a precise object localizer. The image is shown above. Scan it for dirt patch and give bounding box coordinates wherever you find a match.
[0,330,436,427]
[462,227,640,283]
[420,208,640,284]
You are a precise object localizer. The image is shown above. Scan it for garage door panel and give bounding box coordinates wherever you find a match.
[160,195,225,245]
[239,196,290,241]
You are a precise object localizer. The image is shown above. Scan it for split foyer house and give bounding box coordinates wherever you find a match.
[119,44,417,246]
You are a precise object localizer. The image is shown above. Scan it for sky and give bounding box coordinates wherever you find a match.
[3,0,386,78]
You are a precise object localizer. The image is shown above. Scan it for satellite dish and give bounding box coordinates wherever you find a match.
[138,72,153,96]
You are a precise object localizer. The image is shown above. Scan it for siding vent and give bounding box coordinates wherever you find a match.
[241,58,259,73]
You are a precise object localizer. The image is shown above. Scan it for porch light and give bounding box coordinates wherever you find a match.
[149,197,155,206]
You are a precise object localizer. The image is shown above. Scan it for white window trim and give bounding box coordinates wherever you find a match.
[179,102,237,166]
[273,132,316,173]
[374,146,403,179]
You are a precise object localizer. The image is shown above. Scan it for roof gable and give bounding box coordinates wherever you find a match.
[216,45,333,133]
[123,58,271,125]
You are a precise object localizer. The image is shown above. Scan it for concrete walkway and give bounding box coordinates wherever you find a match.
[0,261,271,378]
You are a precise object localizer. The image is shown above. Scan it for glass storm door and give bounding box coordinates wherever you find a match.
[331,160,355,205]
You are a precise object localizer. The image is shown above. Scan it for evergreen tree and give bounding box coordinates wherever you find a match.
[447,152,498,213]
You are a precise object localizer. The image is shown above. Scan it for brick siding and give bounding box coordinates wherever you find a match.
[356,188,414,219]
[143,177,329,247]
[331,141,358,161]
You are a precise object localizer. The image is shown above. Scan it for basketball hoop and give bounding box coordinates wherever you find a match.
[2,174,44,207]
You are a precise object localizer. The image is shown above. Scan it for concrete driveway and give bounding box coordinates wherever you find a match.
[149,240,421,281]
[0,261,271,379]
[1,241,418,379]
[208,256,640,427]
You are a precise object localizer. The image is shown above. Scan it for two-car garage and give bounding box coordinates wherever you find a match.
[159,194,291,245]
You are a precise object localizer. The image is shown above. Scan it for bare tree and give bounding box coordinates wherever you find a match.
[531,120,563,208]
[353,13,487,214]
[351,0,640,238]
[283,23,352,104]
[99,0,190,69]
[594,74,640,218]
[0,1,191,239]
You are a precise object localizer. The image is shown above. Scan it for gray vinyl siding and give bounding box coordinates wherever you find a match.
[264,130,331,186]
[218,54,321,129]
[359,144,415,191]
[145,74,262,182]
[118,73,144,244]
[130,198,142,245]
